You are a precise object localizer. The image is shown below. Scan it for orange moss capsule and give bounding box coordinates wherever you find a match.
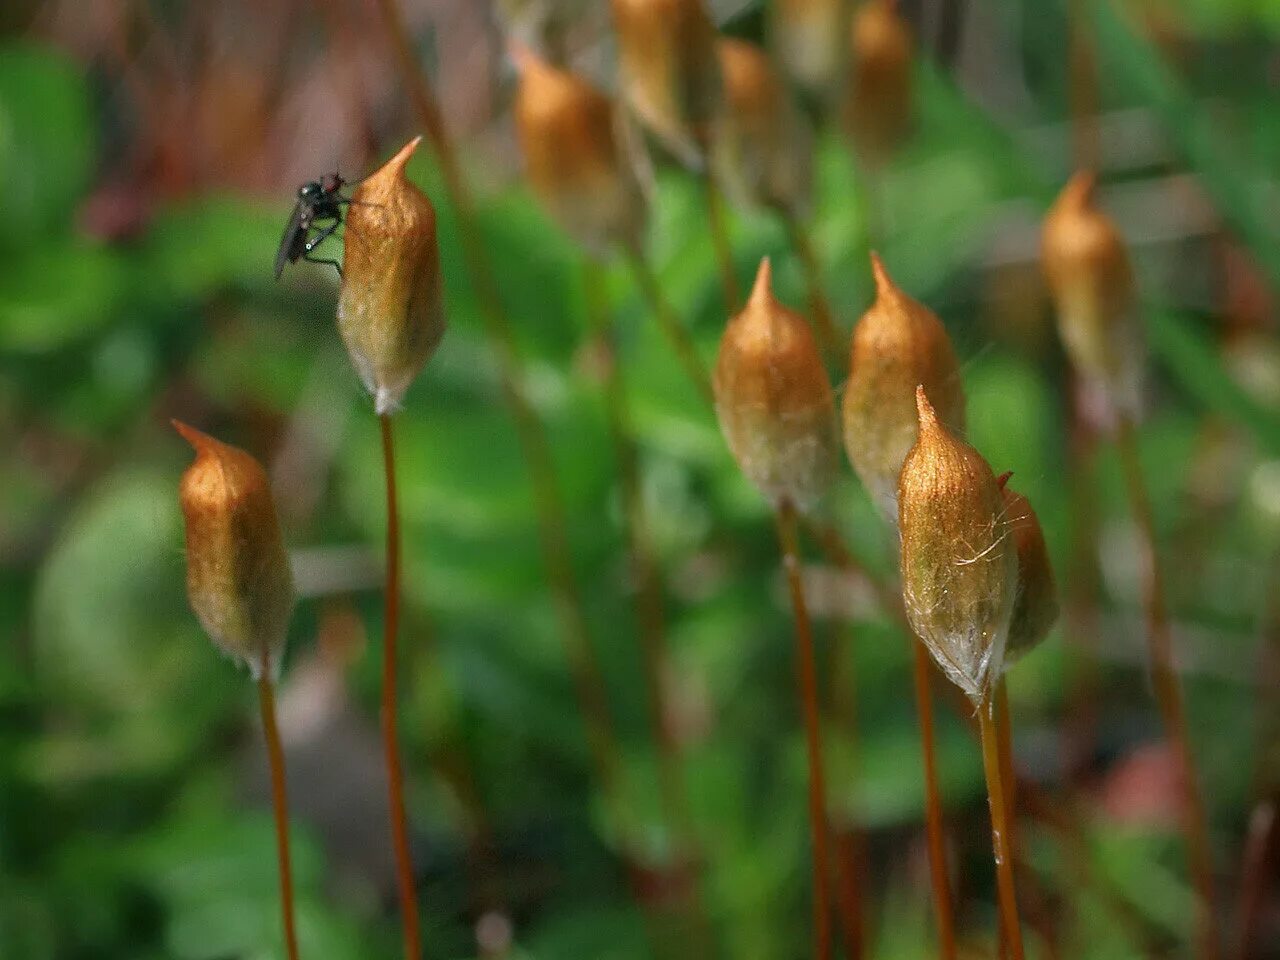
[512,46,645,257]
[1041,171,1142,419]
[844,0,913,165]
[996,473,1059,664]
[715,258,839,512]
[899,388,1015,703]
[611,0,722,167]
[174,421,295,680]
[713,37,813,218]
[772,0,850,97]
[338,137,445,415]
[843,253,964,523]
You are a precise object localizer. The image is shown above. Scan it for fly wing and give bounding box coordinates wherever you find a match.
[274,202,307,279]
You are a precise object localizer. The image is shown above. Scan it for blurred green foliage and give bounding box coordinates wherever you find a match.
[2,2,1280,957]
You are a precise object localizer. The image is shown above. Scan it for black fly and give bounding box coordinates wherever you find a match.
[274,173,349,280]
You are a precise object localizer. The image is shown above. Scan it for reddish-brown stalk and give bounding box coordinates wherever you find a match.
[775,499,833,960]
[379,414,421,959]
[257,664,302,960]
[827,604,867,959]
[704,167,741,311]
[1236,551,1280,960]
[809,520,955,960]
[780,209,841,360]
[1115,416,1220,960]
[994,679,1020,957]
[1235,799,1277,960]
[911,643,960,960]
[979,691,1026,960]
[995,681,1018,826]
[369,0,626,820]
[623,241,716,405]
[582,260,716,950]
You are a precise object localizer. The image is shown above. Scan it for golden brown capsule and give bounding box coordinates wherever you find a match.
[996,473,1059,664]
[714,258,839,512]
[712,37,813,218]
[1041,171,1142,419]
[844,0,913,165]
[843,253,965,523]
[611,0,722,167]
[512,45,645,257]
[174,421,295,680]
[899,387,1015,703]
[771,0,850,97]
[338,137,445,415]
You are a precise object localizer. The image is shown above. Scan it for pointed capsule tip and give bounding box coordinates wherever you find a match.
[384,136,424,176]
[869,251,892,297]
[749,257,774,307]
[172,419,209,451]
[1063,169,1098,208]
[915,385,939,429]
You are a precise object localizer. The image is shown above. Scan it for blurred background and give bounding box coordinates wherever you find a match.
[3,0,1280,957]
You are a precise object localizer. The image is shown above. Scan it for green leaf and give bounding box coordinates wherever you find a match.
[0,42,93,246]
[0,244,128,353]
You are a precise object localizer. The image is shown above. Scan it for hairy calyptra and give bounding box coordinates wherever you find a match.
[174,421,295,680]
[843,253,964,523]
[898,387,1015,703]
[714,258,838,512]
[1041,171,1142,420]
[512,45,645,257]
[611,0,722,167]
[338,137,445,415]
[996,473,1059,664]
[713,37,813,219]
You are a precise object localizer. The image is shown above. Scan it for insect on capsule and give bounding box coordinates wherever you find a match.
[274,172,351,280]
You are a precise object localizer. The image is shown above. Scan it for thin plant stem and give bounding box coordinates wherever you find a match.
[1067,0,1099,172]
[1116,415,1219,960]
[703,167,740,311]
[779,208,841,359]
[583,260,683,827]
[1236,548,1280,960]
[379,413,422,960]
[792,525,868,956]
[370,0,625,811]
[979,692,1026,960]
[828,629,866,960]
[582,260,717,952]
[774,500,832,960]
[911,642,960,960]
[995,679,1019,850]
[1235,798,1277,960]
[623,242,715,405]
[257,667,302,960]
[994,679,1020,957]
[1062,377,1102,782]
[809,520,948,960]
